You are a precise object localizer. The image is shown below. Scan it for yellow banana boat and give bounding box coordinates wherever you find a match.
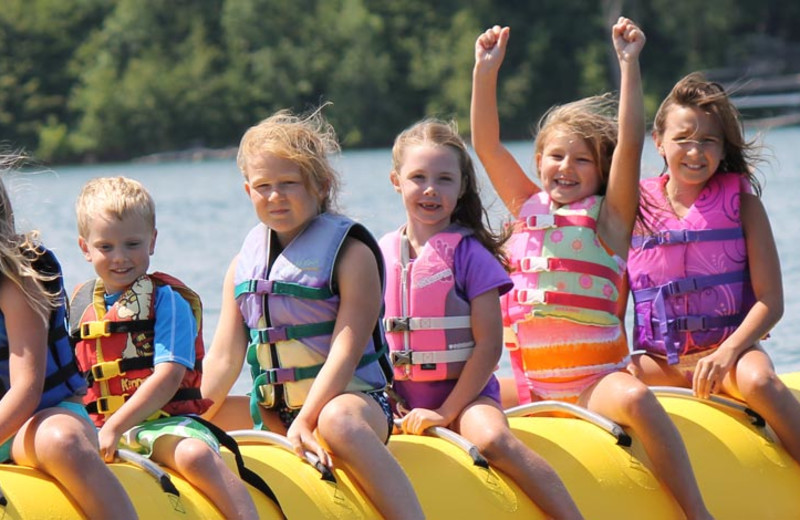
[0,374,798,519]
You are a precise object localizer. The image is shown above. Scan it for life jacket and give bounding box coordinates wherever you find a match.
[501,193,629,403]
[380,225,474,382]
[627,173,755,365]
[0,247,86,410]
[69,273,211,427]
[234,213,392,426]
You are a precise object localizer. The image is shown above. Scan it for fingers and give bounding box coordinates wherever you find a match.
[692,361,720,399]
[288,430,333,468]
[476,25,509,51]
[614,16,645,44]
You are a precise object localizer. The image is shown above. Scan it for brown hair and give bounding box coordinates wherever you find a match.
[652,71,762,195]
[392,118,509,268]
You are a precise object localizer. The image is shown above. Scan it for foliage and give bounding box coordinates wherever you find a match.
[1,0,798,163]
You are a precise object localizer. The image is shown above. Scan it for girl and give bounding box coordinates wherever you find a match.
[201,109,424,520]
[627,72,800,465]
[383,119,583,520]
[472,19,713,519]
[0,156,136,519]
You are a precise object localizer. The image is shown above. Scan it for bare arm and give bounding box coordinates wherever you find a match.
[201,256,248,419]
[471,25,537,217]
[97,361,186,461]
[0,282,48,445]
[286,238,383,465]
[598,17,646,258]
[693,193,783,397]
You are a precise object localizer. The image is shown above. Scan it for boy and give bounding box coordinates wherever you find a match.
[73,176,258,519]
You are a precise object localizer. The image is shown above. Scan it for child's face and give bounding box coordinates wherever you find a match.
[244,153,322,246]
[536,132,601,206]
[655,105,724,188]
[391,144,463,237]
[78,212,156,294]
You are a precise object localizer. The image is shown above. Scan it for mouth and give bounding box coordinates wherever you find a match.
[682,163,706,171]
[554,177,578,187]
[419,202,441,210]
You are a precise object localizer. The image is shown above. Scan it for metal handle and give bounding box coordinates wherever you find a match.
[504,401,632,446]
[228,429,336,482]
[393,419,489,468]
[117,449,180,496]
[649,386,766,427]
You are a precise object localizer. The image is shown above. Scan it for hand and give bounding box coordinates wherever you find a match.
[400,407,448,435]
[97,424,122,463]
[612,17,645,62]
[286,415,332,469]
[475,25,510,70]
[692,347,737,399]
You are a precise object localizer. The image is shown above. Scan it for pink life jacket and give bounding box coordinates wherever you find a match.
[627,173,755,365]
[501,192,628,403]
[380,225,474,382]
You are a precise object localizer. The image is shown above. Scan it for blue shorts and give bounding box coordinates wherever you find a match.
[0,400,93,463]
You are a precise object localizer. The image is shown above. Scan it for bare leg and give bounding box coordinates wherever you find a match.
[581,372,712,520]
[724,347,800,465]
[457,397,583,520]
[12,408,137,520]
[316,393,424,520]
[498,376,521,409]
[203,395,287,432]
[152,436,258,519]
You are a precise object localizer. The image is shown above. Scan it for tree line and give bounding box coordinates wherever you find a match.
[1,0,798,164]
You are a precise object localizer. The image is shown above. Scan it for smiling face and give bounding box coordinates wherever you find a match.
[655,104,725,189]
[244,152,323,246]
[536,131,602,206]
[78,212,156,295]
[391,144,463,240]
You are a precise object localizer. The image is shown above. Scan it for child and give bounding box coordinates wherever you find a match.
[383,119,583,519]
[627,72,800,465]
[73,176,258,519]
[0,158,136,519]
[472,19,713,519]
[201,110,424,520]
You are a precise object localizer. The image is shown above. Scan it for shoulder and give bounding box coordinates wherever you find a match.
[455,236,512,298]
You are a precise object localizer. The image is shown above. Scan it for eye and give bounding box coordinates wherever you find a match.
[126,240,142,248]
[98,244,112,252]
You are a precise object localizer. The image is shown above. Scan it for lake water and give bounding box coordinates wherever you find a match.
[8,127,800,394]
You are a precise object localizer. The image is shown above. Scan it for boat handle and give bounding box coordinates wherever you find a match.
[393,419,489,468]
[504,401,632,447]
[649,386,766,427]
[117,449,180,496]
[228,430,336,483]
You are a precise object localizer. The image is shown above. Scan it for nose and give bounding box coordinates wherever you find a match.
[267,186,283,201]
[423,183,437,195]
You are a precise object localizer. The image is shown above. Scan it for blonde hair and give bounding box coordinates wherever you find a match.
[76,176,156,239]
[236,108,341,213]
[0,155,62,322]
[534,95,618,194]
[392,118,509,268]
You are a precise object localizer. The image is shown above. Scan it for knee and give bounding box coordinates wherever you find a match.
[471,425,516,462]
[617,382,660,423]
[738,368,782,400]
[173,439,218,474]
[317,400,364,451]
[34,415,95,464]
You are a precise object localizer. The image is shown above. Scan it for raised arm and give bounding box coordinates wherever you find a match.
[471,25,537,217]
[201,256,249,419]
[599,17,646,257]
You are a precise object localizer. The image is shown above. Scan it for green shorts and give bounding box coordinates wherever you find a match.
[120,416,220,457]
[0,400,93,463]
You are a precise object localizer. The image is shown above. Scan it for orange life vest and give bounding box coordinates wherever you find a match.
[69,273,212,427]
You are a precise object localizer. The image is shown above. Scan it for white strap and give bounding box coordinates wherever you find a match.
[384,315,471,332]
[404,346,474,365]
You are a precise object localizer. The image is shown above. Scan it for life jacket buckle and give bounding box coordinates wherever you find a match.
[519,257,548,273]
[525,214,556,230]
[516,289,545,305]
[96,394,127,414]
[91,361,124,382]
[391,350,413,366]
[384,317,410,332]
[81,321,112,339]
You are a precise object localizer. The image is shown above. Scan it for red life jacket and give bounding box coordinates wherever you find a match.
[69,273,212,427]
